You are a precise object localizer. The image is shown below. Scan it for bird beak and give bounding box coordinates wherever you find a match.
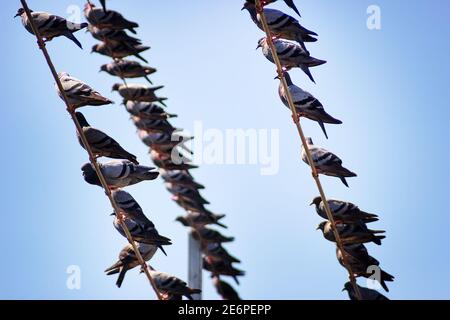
[309,201,314,206]
[110,212,115,216]
[241,6,245,11]
[255,44,262,50]
[315,226,320,230]
[274,75,280,80]
[14,13,20,18]
[341,288,346,292]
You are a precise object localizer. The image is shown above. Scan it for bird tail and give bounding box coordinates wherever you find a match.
[372,235,386,245]
[307,58,327,67]
[223,236,235,243]
[105,266,120,275]
[151,85,164,92]
[340,177,350,188]
[317,121,329,139]
[116,268,127,288]
[140,170,159,181]
[126,153,139,165]
[158,245,168,256]
[134,52,148,63]
[286,0,301,17]
[379,270,395,292]
[128,27,138,34]
[303,34,318,42]
[299,65,316,84]
[215,221,228,229]
[144,75,153,84]
[64,32,83,49]
[158,98,168,107]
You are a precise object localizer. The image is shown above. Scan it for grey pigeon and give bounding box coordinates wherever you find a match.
[213,277,241,300]
[337,244,394,292]
[257,37,325,83]
[84,2,138,33]
[15,8,88,49]
[150,149,198,171]
[74,112,138,164]
[160,169,204,190]
[88,25,142,46]
[317,221,386,246]
[81,160,158,189]
[242,2,315,51]
[125,101,176,120]
[113,216,172,253]
[343,282,389,300]
[105,243,157,288]
[57,72,113,111]
[91,42,149,63]
[310,197,379,224]
[203,257,245,285]
[176,211,227,229]
[112,83,167,106]
[148,270,201,300]
[132,117,177,134]
[112,189,154,226]
[278,72,342,138]
[100,60,156,84]
[301,138,356,187]
[193,227,234,244]
[203,243,240,264]
[166,183,209,205]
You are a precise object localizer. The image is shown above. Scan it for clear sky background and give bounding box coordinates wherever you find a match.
[1,0,449,300]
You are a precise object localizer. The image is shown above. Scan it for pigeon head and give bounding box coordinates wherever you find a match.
[342,282,353,292]
[256,37,266,50]
[241,1,255,11]
[81,163,101,186]
[310,196,322,207]
[305,137,314,145]
[91,44,100,53]
[99,64,108,73]
[111,83,122,92]
[316,221,327,231]
[15,8,25,18]
[175,216,189,227]
[74,112,90,128]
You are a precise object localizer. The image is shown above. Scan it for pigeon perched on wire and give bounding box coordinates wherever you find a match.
[166,184,210,205]
[193,227,234,244]
[132,117,178,134]
[84,2,138,34]
[277,72,342,138]
[112,189,156,226]
[317,221,385,246]
[203,243,240,263]
[112,83,167,106]
[343,282,389,300]
[148,270,201,300]
[203,257,245,285]
[138,131,185,152]
[173,195,207,213]
[310,197,379,224]
[150,150,198,171]
[242,2,316,52]
[105,243,157,288]
[125,101,176,120]
[15,8,88,49]
[91,42,150,63]
[88,25,142,46]
[74,112,138,164]
[160,169,204,190]
[56,73,113,111]
[176,211,227,229]
[257,37,325,83]
[337,244,394,292]
[81,160,159,189]
[100,60,156,84]
[301,138,357,187]
[213,277,241,300]
[113,216,172,253]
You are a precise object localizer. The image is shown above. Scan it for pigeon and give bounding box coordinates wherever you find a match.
[15,8,88,49]
[111,189,155,226]
[88,25,142,46]
[317,221,386,246]
[125,101,176,120]
[301,138,357,187]
[193,227,234,244]
[139,131,192,154]
[81,160,159,189]
[310,197,379,224]
[132,117,178,134]
[148,270,201,300]
[213,277,241,300]
[343,282,389,300]
[337,244,394,292]
[166,184,209,205]
[150,150,198,171]
[242,2,316,52]
[84,2,138,33]
[173,195,208,213]
[91,42,149,63]
[112,83,167,106]
[277,72,342,138]
[160,169,204,190]
[113,216,172,253]
[100,0,107,12]
[245,0,301,17]
[100,60,156,84]
[74,112,138,164]
[56,72,113,111]
[203,243,240,263]
[257,37,325,83]
[203,257,245,285]
[105,243,157,288]
[176,211,227,229]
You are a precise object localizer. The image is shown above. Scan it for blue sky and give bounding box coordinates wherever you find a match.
[1,0,449,299]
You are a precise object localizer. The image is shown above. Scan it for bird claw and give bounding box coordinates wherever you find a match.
[292,113,301,124]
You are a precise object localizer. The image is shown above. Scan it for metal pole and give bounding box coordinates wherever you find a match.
[188,232,203,300]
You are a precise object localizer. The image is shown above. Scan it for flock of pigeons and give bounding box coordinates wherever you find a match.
[16,1,219,300]
[242,0,394,300]
[84,1,244,300]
